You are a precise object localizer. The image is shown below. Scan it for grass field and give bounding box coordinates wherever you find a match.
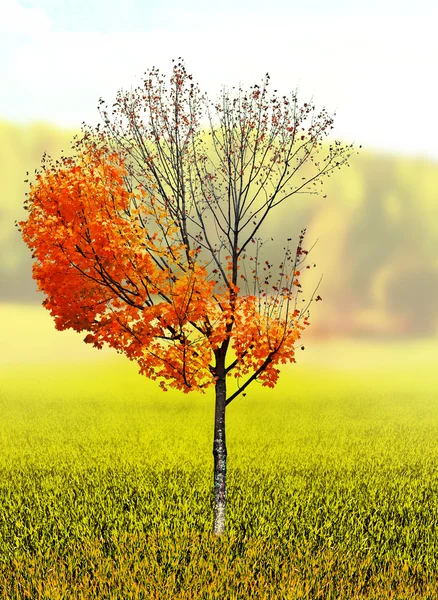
[1,304,438,598]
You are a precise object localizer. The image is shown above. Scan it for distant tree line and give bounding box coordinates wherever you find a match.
[2,122,438,338]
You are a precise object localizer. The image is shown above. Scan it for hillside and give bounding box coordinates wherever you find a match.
[1,120,437,338]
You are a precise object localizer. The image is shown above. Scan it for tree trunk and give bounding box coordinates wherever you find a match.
[212,355,227,536]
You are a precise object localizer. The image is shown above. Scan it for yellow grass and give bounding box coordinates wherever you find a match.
[2,303,438,597]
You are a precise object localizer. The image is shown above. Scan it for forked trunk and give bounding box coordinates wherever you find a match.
[212,356,227,535]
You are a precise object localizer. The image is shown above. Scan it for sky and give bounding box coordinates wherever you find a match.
[1,0,438,160]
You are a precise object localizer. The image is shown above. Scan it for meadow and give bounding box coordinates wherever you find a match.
[1,305,438,598]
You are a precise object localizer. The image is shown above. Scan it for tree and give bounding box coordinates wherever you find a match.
[18,58,355,536]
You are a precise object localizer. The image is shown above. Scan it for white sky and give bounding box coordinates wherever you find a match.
[1,0,438,160]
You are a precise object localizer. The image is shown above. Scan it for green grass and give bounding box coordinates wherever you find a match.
[1,343,438,598]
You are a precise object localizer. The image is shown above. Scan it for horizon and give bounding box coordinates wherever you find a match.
[2,0,438,162]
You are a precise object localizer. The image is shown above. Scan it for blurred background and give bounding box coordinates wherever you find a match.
[1,0,437,368]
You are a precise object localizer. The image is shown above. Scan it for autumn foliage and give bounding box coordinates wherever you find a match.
[20,141,308,393]
[19,60,352,397]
